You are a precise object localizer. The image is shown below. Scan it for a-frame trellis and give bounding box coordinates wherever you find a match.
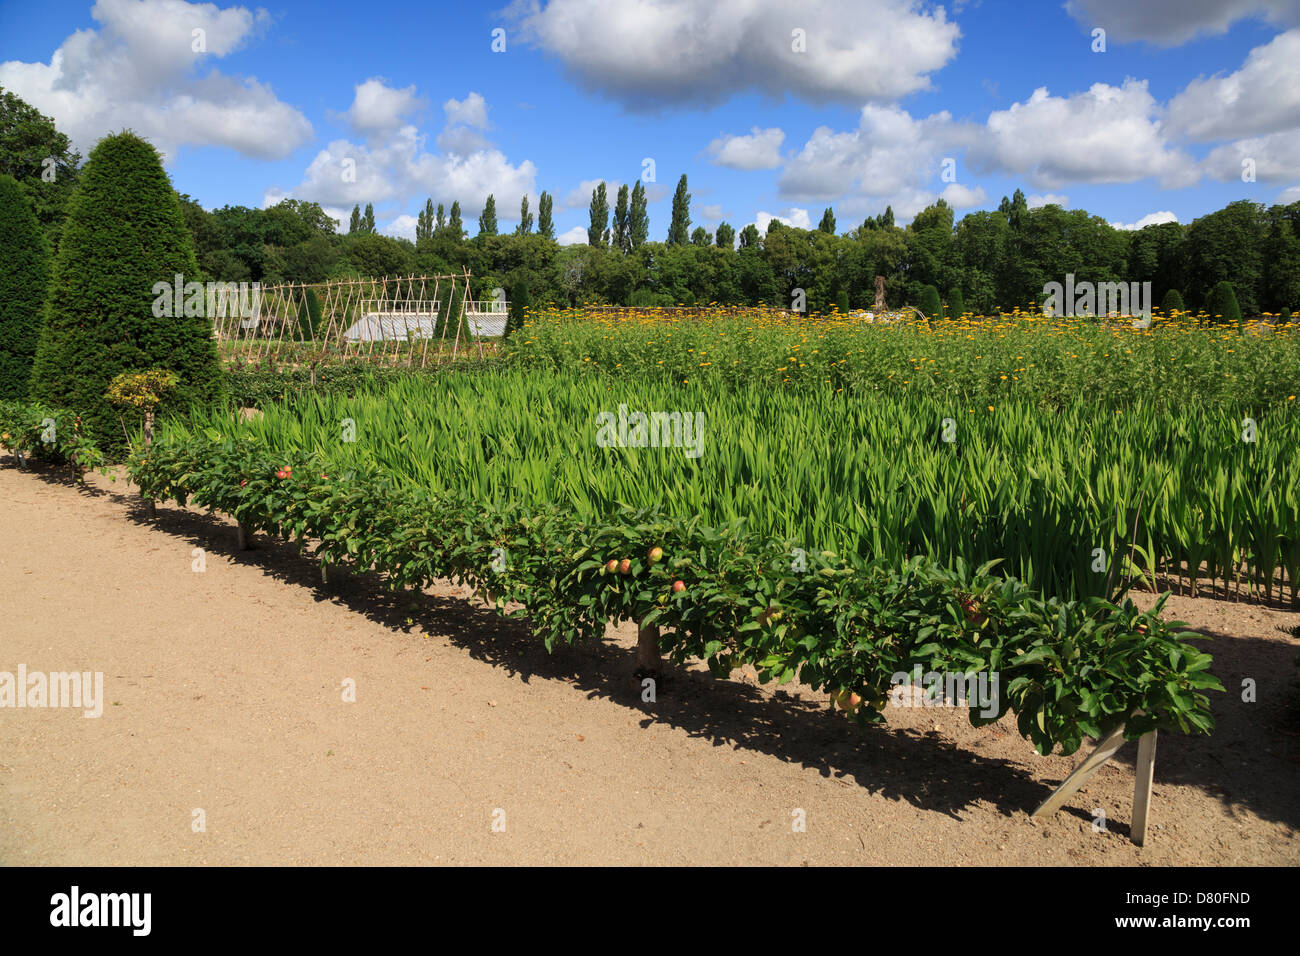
[211,270,496,367]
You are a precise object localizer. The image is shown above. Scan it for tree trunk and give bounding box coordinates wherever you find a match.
[636,622,661,671]
[141,409,156,518]
[873,275,886,312]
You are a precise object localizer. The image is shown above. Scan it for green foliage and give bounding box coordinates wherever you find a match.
[1161,288,1186,316]
[505,278,530,339]
[667,175,691,246]
[1206,280,1242,324]
[516,195,533,236]
[0,174,51,399]
[28,131,223,456]
[478,194,498,237]
[537,192,554,241]
[0,87,82,246]
[916,284,942,320]
[587,182,608,247]
[128,426,1223,755]
[835,289,850,313]
[945,286,965,320]
[611,184,630,252]
[715,222,736,250]
[298,288,323,340]
[629,181,649,249]
[818,207,836,234]
[0,399,107,477]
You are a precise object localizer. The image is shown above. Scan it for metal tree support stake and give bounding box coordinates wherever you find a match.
[1030,718,1158,846]
[141,408,156,519]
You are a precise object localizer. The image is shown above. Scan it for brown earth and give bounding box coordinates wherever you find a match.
[1,463,1297,866]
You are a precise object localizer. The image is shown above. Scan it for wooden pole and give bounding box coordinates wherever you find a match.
[1131,731,1157,846]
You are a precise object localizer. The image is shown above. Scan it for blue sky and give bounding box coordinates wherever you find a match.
[3,0,1299,243]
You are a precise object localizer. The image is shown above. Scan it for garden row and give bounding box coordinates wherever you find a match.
[170,370,1300,603]
[505,309,1300,410]
[125,431,1222,757]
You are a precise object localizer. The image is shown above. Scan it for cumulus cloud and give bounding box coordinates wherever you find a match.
[443,92,490,129]
[755,208,812,233]
[1278,184,1300,204]
[1167,30,1300,141]
[1202,128,1300,183]
[967,80,1199,189]
[699,203,725,221]
[1064,0,1300,46]
[502,0,960,109]
[779,104,972,202]
[706,127,785,170]
[0,0,312,161]
[562,178,622,209]
[556,225,588,245]
[382,214,419,240]
[939,183,987,208]
[1027,193,1070,209]
[1109,211,1179,230]
[341,78,426,136]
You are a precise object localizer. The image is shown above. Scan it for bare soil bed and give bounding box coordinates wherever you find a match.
[1,464,1296,866]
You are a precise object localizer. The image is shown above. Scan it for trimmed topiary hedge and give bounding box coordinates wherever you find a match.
[29,131,223,455]
[0,174,51,400]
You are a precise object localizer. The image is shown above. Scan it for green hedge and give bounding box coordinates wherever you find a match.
[129,434,1222,756]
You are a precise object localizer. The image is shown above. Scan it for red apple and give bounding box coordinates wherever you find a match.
[618,559,632,575]
[672,580,686,593]
[648,546,664,563]
[605,559,618,574]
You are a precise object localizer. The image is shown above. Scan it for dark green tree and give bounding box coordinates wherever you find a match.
[835,289,850,313]
[715,222,736,250]
[945,285,964,320]
[537,191,555,240]
[916,283,942,320]
[0,174,51,398]
[448,200,465,239]
[1160,288,1185,316]
[612,184,630,253]
[29,132,223,454]
[348,204,362,234]
[478,194,498,236]
[1205,280,1242,324]
[818,207,836,234]
[516,195,533,236]
[588,182,609,247]
[505,278,530,338]
[0,88,82,247]
[690,226,710,246]
[297,287,322,341]
[667,174,691,245]
[416,198,434,240]
[629,181,649,249]
[361,203,376,234]
[737,223,760,249]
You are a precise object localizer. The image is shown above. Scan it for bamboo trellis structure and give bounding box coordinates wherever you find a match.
[211,270,502,367]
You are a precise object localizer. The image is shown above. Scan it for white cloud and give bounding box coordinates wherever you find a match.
[382,214,419,240]
[0,0,312,161]
[779,104,971,202]
[503,0,960,108]
[939,183,987,208]
[706,127,785,170]
[1109,211,1179,230]
[1202,128,1300,183]
[443,92,490,129]
[562,178,621,209]
[755,208,813,233]
[1065,0,1300,46]
[1278,184,1300,204]
[342,78,426,136]
[967,80,1199,189]
[284,123,536,221]
[1167,30,1300,141]
[699,203,725,221]
[556,225,588,245]
[1027,193,1070,209]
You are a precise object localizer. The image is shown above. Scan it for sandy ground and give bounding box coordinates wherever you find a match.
[1,463,1297,866]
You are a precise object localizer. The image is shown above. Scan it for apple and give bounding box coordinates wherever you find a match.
[647,546,664,563]
[605,559,618,574]
[672,580,686,593]
[618,559,632,575]
[837,691,862,711]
